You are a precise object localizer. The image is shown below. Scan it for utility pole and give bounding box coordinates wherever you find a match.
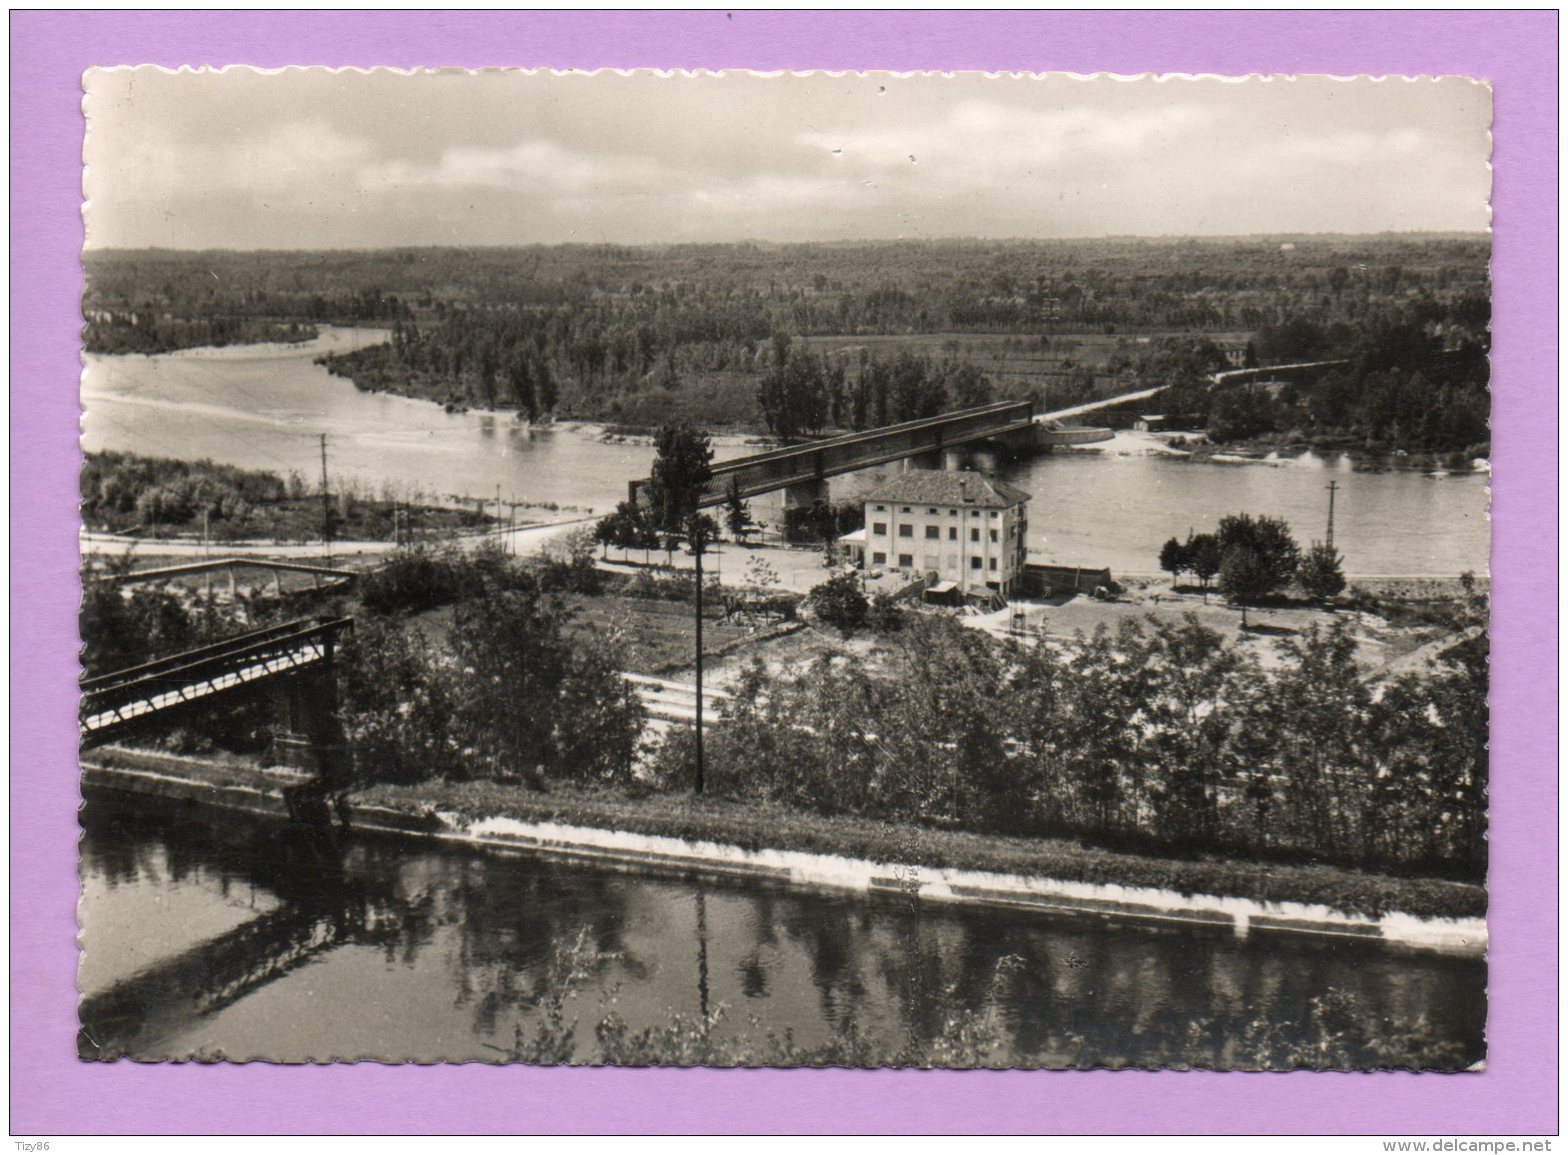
[319,434,332,565]
[1325,480,1339,550]
[202,509,212,611]
[693,532,705,795]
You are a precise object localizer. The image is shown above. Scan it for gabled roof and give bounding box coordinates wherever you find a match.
[863,469,1031,510]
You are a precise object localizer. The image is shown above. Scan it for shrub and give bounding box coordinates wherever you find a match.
[357,548,468,616]
[1297,542,1348,600]
[809,572,869,632]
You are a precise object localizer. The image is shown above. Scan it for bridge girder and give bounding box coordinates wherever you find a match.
[629,401,1036,509]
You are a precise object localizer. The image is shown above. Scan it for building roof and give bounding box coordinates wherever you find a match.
[863,469,1031,510]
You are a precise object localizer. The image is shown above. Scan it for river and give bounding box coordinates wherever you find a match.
[81,328,1490,575]
[78,801,1485,1067]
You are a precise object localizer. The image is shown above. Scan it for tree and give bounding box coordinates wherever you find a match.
[1297,542,1347,601]
[1218,547,1274,627]
[683,510,721,556]
[446,578,643,784]
[809,571,869,633]
[1208,386,1275,441]
[1159,536,1188,585]
[758,342,830,443]
[1217,514,1300,596]
[593,507,623,559]
[1187,533,1221,596]
[647,423,714,541]
[723,475,757,543]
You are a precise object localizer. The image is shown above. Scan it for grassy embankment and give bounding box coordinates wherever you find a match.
[87,743,1482,922]
[353,776,1484,921]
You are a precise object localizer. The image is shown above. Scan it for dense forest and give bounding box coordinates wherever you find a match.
[83,235,1491,452]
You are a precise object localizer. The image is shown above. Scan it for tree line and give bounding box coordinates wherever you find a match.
[1159,513,1346,612]
[86,238,1489,450]
[686,611,1486,880]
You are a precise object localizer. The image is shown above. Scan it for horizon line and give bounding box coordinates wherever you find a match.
[84,229,1493,257]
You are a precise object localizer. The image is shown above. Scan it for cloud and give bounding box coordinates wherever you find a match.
[93,119,375,204]
[82,71,1490,248]
[1246,127,1425,164]
[359,139,668,194]
[800,100,1216,181]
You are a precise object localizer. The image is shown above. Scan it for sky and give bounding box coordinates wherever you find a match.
[83,69,1492,250]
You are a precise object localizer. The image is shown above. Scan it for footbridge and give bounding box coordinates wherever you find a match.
[79,617,353,752]
[629,400,1040,509]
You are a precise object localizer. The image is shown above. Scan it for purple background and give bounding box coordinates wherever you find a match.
[11,11,1557,1135]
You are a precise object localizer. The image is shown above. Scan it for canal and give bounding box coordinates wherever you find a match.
[79,801,1486,1068]
[81,328,1490,576]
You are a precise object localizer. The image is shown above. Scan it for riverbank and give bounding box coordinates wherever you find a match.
[83,747,1487,952]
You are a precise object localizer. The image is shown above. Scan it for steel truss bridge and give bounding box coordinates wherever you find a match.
[628,400,1038,508]
[79,617,353,750]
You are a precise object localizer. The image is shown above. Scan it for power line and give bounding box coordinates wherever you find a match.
[320,434,333,565]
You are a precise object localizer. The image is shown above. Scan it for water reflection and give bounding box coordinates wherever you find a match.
[78,802,1485,1067]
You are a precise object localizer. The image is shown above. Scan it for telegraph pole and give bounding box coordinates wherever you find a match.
[1325,480,1339,550]
[693,530,705,795]
[319,434,332,565]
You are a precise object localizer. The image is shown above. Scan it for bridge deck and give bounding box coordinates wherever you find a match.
[110,558,358,585]
[631,400,1035,507]
[80,617,353,748]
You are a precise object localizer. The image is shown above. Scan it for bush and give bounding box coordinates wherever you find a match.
[809,572,869,632]
[693,614,1488,880]
[357,548,468,615]
[1297,542,1348,600]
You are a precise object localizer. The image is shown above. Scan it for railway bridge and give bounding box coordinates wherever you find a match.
[80,616,356,826]
[628,400,1050,510]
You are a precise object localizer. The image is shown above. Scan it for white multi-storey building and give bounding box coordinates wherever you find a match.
[861,469,1031,598]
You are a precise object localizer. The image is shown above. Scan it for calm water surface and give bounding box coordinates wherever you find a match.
[81,329,1490,575]
[79,803,1485,1067]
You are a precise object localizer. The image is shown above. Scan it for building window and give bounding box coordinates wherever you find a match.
[970,528,980,543]
[971,510,980,518]
[991,511,1000,519]
[899,524,914,538]
[901,507,912,514]
[925,525,940,540]
[949,509,958,517]
[928,508,938,514]
[948,526,957,540]
[872,552,886,565]
[899,553,913,569]
[872,522,887,536]
[970,557,982,570]
[874,505,885,512]
[989,529,999,543]
[989,557,998,571]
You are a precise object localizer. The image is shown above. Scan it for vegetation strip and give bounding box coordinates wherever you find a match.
[82,753,1486,954]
